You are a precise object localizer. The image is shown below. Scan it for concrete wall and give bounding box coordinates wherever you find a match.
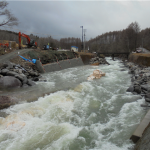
[43,58,84,72]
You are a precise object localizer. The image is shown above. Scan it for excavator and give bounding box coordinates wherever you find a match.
[0,43,9,48]
[19,32,37,49]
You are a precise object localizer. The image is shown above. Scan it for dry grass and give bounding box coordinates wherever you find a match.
[77,52,95,56]
[129,53,150,66]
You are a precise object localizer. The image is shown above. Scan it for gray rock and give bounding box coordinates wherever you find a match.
[0,76,21,89]
[4,61,14,69]
[0,96,15,109]
[142,89,148,94]
[145,98,150,102]
[141,84,150,91]
[1,69,9,75]
[127,85,134,92]
[27,79,36,86]
[18,69,23,74]
[6,71,18,76]
[134,86,141,94]
[144,73,150,77]
[15,74,27,84]
[22,84,28,88]
[145,93,150,98]
[32,77,39,81]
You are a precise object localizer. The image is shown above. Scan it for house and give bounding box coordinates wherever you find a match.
[71,46,78,52]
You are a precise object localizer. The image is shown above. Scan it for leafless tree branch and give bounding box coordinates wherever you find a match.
[0,0,18,27]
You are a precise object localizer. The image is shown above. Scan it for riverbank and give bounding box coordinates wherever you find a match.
[0,57,143,150]
[118,54,150,150]
[0,49,109,110]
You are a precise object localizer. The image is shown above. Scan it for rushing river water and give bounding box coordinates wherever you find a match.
[0,58,146,150]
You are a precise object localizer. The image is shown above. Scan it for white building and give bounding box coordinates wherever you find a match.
[71,46,78,52]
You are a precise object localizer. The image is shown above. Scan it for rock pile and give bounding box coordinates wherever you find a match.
[125,61,150,105]
[0,61,41,89]
[89,57,110,65]
[87,69,105,80]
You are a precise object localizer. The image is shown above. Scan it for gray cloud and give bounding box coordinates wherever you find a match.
[1,1,150,40]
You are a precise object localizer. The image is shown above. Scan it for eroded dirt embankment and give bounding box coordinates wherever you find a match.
[128,53,150,66]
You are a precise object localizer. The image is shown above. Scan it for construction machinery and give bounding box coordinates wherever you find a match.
[19,32,37,49]
[43,45,49,50]
[0,43,9,48]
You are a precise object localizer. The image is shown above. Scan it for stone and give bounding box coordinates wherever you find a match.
[0,96,15,109]
[6,71,18,77]
[145,98,150,102]
[145,93,150,98]
[22,84,28,88]
[141,84,150,91]
[127,85,134,92]
[2,63,8,68]
[144,73,150,77]
[1,69,9,75]
[27,79,36,86]
[18,69,23,74]
[4,61,14,69]
[32,77,39,81]
[0,76,22,89]
[134,86,141,94]
[15,74,27,84]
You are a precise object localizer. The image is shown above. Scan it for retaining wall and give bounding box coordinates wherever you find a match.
[43,58,84,72]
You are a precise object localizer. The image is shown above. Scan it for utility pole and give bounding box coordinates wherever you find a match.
[142,37,144,52]
[84,29,86,52]
[80,26,83,51]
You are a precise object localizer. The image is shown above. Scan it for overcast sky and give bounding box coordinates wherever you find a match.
[1,0,150,40]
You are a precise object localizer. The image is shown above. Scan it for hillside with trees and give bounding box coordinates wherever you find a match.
[1,21,150,53]
[87,22,142,53]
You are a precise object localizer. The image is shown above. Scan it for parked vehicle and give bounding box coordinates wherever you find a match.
[43,45,49,50]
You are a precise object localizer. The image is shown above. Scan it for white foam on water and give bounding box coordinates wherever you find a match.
[0,58,146,150]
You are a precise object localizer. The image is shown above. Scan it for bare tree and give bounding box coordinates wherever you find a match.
[0,1,18,26]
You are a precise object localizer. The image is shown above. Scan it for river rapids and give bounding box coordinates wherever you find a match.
[0,58,146,150]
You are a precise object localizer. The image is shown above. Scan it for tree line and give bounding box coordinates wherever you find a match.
[1,21,150,53]
[1,1,150,53]
[0,30,82,50]
[87,22,150,53]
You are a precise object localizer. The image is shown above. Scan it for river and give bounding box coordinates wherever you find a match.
[0,58,146,150]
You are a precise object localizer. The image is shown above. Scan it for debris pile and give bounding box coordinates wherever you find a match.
[89,57,110,65]
[87,69,105,80]
[0,61,41,89]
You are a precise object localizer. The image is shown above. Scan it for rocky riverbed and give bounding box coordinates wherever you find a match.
[89,56,110,65]
[124,61,150,107]
[0,60,42,109]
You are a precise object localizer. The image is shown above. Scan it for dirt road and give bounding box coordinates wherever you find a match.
[0,49,33,63]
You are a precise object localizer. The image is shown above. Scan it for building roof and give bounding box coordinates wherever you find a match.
[71,46,78,48]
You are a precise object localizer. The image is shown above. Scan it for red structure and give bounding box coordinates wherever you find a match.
[0,43,9,48]
[19,32,37,49]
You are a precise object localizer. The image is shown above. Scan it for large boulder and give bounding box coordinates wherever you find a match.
[27,79,36,86]
[15,74,27,84]
[0,76,22,89]
[141,84,150,91]
[126,85,134,92]
[134,86,141,94]
[0,96,15,109]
